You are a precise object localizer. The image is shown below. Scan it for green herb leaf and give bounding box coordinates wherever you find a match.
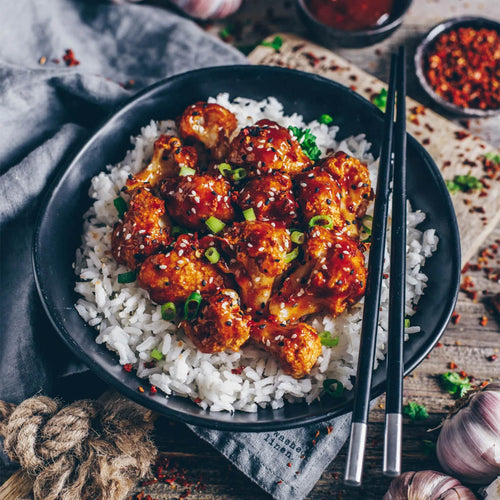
[113,197,128,218]
[318,114,333,125]
[446,174,483,194]
[484,152,500,164]
[372,88,388,112]
[219,24,235,41]
[118,271,136,284]
[441,371,472,397]
[150,348,164,361]
[261,35,283,52]
[323,379,344,398]
[403,401,429,420]
[319,331,339,347]
[288,126,322,162]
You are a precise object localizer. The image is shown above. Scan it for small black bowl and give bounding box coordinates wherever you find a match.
[296,0,413,48]
[415,16,500,118]
[33,65,460,431]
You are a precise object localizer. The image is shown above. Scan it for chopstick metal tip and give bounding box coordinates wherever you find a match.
[344,422,367,487]
[383,412,402,477]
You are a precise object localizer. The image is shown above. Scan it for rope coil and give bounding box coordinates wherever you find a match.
[0,394,157,500]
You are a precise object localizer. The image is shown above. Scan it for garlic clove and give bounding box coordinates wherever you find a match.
[169,0,242,20]
[383,471,477,500]
[437,383,500,484]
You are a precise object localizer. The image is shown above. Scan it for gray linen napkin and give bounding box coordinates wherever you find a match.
[0,2,351,497]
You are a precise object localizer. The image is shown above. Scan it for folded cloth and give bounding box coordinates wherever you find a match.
[0,1,351,497]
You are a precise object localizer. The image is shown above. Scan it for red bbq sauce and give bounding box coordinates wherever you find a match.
[306,0,394,31]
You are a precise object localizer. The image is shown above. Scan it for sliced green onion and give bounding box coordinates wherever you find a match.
[285,247,299,263]
[150,348,164,361]
[291,231,305,245]
[318,331,339,347]
[205,247,220,264]
[161,302,176,321]
[113,197,128,218]
[318,114,333,125]
[309,215,334,229]
[118,271,136,284]
[323,379,344,398]
[232,168,247,181]
[179,166,196,176]
[361,215,373,236]
[218,163,232,177]
[404,318,410,329]
[184,291,203,320]
[205,216,226,234]
[171,226,189,237]
[243,207,256,221]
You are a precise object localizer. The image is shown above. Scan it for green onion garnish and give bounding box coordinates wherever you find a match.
[372,88,388,112]
[260,35,283,52]
[318,114,333,125]
[113,197,128,218]
[291,231,305,245]
[309,215,334,229]
[285,247,299,263]
[218,163,232,177]
[204,247,220,264]
[161,302,176,321]
[288,126,321,162]
[404,318,410,328]
[179,166,196,176]
[205,216,226,234]
[232,168,247,181]
[184,291,202,320]
[118,271,136,284]
[318,331,339,347]
[243,207,256,221]
[323,379,344,398]
[150,348,164,361]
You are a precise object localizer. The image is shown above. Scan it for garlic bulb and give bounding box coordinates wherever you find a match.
[169,0,243,19]
[437,382,500,484]
[480,477,500,499]
[383,471,477,500]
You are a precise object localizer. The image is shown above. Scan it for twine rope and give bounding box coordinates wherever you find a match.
[0,394,157,500]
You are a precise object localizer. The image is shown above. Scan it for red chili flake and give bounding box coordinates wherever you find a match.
[481,380,489,387]
[436,342,443,348]
[459,370,467,378]
[149,385,157,395]
[39,56,47,65]
[277,480,283,484]
[443,160,452,169]
[287,462,292,467]
[424,27,500,111]
[349,85,357,91]
[422,138,431,145]
[327,425,333,434]
[194,397,202,404]
[314,430,320,438]
[138,386,145,393]
[231,366,244,375]
[480,316,488,326]
[451,312,461,324]
[143,361,155,368]
[449,361,458,369]
[123,363,133,372]
[62,48,80,67]
[409,114,420,125]
[455,131,470,140]
[487,354,498,362]
[312,440,317,446]
[304,51,321,66]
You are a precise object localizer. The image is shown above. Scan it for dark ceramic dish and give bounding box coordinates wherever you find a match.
[296,0,413,48]
[33,65,460,431]
[415,16,500,118]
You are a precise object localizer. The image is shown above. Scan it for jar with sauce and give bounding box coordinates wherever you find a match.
[306,0,394,31]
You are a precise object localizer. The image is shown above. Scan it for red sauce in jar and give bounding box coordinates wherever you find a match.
[306,0,394,31]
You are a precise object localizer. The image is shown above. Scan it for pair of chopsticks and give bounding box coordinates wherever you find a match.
[344,46,407,486]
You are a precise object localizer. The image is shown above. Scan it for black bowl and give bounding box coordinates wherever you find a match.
[33,65,460,431]
[415,16,500,118]
[296,0,413,48]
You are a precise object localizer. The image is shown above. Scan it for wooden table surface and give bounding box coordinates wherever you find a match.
[137,1,500,499]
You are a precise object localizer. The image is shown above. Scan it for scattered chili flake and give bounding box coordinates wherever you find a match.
[314,429,320,438]
[194,397,202,404]
[138,385,145,393]
[449,361,458,370]
[312,440,317,446]
[480,315,488,326]
[459,370,467,378]
[62,48,80,67]
[327,425,333,434]
[39,56,47,65]
[424,27,500,110]
[455,130,470,140]
[277,480,283,485]
[231,366,244,375]
[287,462,292,467]
[123,363,133,372]
[149,385,157,395]
[451,312,461,324]
[436,342,443,347]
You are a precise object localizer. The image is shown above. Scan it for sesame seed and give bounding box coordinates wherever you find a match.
[159,265,167,270]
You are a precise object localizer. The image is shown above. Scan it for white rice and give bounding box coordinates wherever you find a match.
[74,94,439,412]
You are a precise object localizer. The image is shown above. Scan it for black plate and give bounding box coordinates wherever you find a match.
[414,16,500,118]
[33,65,460,431]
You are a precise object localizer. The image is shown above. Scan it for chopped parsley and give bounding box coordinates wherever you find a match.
[484,152,500,164]
[261,35,283,52]
[319,331,339,347]
[441,371,472,397]
[403,401,429,420]
[372,88,388,112]
[318,114,334,125]
[150,348,164,361]
[446,174,483,193]
[288,126,321,162]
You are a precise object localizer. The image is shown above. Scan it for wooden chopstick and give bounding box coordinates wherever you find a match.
[383,45,407,477]
[344,53,398,487]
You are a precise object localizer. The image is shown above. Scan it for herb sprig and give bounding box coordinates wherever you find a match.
[261,36,283,52]
[446,174,482,193]
[403,401,429,420]
[288,126,321,162]
[441,371,472,397]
